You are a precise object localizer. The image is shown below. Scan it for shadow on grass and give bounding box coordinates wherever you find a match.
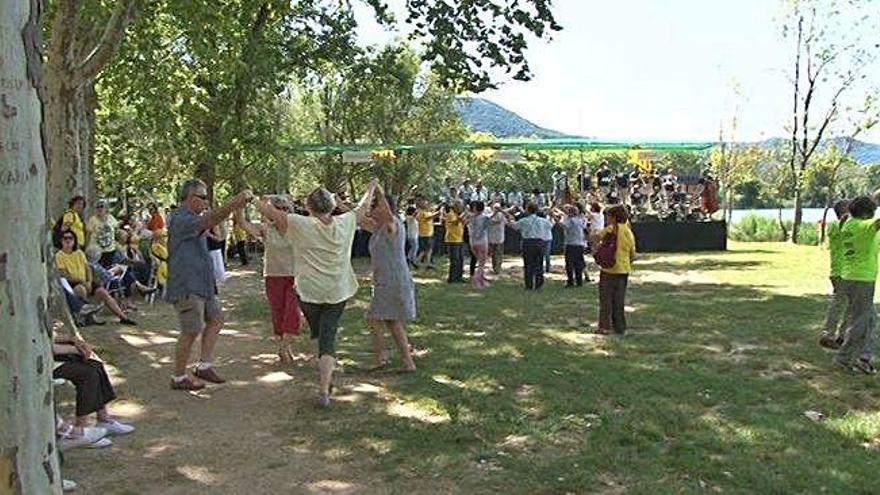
[289,275,880,493]
[73,260,880,494]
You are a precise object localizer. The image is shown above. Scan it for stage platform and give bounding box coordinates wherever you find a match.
[352,220,727,257]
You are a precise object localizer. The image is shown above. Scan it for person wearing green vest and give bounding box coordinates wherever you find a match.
[833,196,879,374]
[819,200,850,349]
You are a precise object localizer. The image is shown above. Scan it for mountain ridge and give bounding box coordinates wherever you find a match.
[456,97,880,164]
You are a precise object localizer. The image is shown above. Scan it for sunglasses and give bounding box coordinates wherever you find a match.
[62,236,75,241]
[194,194,208,200]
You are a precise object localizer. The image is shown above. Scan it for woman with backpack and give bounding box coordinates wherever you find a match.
[592,205,636,335]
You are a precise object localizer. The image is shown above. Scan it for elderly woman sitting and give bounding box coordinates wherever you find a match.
[54,333,134,449]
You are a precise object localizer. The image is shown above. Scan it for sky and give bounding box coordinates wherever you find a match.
[354,0,880,143]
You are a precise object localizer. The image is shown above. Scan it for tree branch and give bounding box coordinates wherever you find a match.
[71,0,137,87]
[804,75,856,162]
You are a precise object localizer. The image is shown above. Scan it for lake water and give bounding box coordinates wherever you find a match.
[729,208,835,224]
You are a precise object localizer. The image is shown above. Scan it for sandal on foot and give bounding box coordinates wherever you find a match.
[854,359,877,375]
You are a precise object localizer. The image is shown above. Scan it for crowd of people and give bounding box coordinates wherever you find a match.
[44,166,879,491]
[429,165,718,226]
[40,163,712,490]
[404,175,635,333]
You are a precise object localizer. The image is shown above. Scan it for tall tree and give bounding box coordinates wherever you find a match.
[1,0,60,493]
[781,0,879,242]
[95,0,561,200]
[43,0,137,219]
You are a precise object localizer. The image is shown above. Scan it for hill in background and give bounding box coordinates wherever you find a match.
[454,97,578,139]
[456,97,880,164]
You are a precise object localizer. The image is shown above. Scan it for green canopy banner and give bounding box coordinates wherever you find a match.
[282,138,716,153]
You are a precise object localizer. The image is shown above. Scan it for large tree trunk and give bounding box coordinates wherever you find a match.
[45,81,95,219]
[44,0,136,219]
[0,1,61,493]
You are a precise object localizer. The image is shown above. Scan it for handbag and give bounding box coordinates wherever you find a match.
[593,225,618,269]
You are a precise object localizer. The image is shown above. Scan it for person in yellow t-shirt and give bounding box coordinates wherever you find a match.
[59,195,87,247]
[415,198,440,268]
[55,232,136,325]
[595,205,636,335]
[150,229,169,287]
[443,200,466,283]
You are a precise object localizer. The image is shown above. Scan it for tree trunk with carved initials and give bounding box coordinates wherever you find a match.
[0,1,61,493]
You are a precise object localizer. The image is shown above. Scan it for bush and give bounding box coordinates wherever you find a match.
[729,213,786,242]
[729,213,820,245]
[797,222,820,246]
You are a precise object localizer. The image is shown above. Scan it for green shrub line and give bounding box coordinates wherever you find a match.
[729,213,820,245]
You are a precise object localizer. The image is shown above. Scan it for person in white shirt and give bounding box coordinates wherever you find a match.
[404,206,420,265]
[509,191,523,208]
[260,180,379,407]
[236,196,301,365]
[474,180,489,202]
[460,180,475,203]
[86,200,119,268]
[555,204,589,286]
[508,202,554,290]
[587,203,605,239]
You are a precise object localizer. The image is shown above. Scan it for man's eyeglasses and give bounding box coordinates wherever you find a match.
[194,194,208,200]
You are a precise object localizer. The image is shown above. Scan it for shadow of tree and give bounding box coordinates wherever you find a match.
[62,259,880,494]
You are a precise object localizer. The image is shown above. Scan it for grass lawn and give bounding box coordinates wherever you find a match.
[67,241,880,493]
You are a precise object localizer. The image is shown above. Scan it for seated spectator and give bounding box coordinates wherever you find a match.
[53,334,134,449]
[58,279,104,326]
[56,415,110,451]
[146,202,165,232]
[151,229,168,290]
[55,233,137,326]
[121,232,153,287]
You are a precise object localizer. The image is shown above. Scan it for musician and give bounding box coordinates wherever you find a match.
[596,163,613,199]
[698,171,719,217]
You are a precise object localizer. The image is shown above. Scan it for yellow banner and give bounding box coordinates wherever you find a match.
[628,149,655,172]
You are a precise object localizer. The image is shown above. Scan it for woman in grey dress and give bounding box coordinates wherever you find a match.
[358,190,417,372]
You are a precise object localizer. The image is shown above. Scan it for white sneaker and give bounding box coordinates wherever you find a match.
[84,437,112,449]
[62,479,77,492]
[57,426,108,451]
[96,419,135,435]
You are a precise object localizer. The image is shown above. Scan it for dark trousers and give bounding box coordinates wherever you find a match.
[564,244,588,286]
[522,239,545,290]
[489,243,504,274]
[54,355,117,417]
[236,240,249,265]
[599,271,629,333]
[447,242,465,282]
[469,245,477,277]
[300,300,347,358]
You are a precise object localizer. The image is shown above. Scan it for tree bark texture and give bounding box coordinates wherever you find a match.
[0,1,61,493]
[44,0,135,220]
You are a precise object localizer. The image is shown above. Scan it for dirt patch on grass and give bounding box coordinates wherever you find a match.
[59,265,380,494]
